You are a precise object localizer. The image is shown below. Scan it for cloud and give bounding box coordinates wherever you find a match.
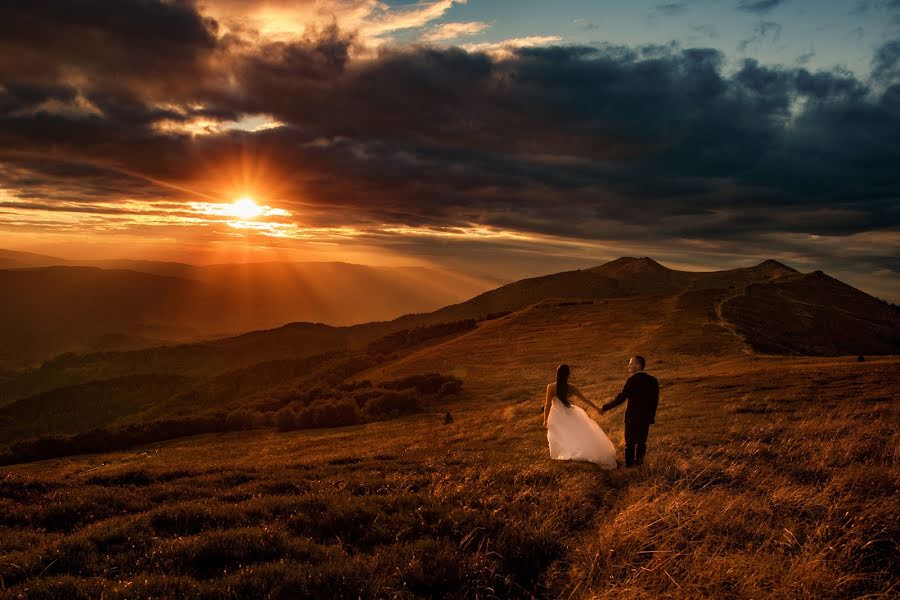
[361,0,467,38]
[871,39,900,83]
[738,20,782,52]
[572,18,600,31]
[200,0,467,47]
[736,0,787,14]
[795,50,815,65]
[691,24,719,39]
[655,3,689,17]
[461,35,563,57]
[419,21,491,43]
[0,2,899,298]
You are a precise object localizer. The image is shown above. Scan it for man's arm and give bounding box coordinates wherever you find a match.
[601,378,631,413]
[649,380,659,424]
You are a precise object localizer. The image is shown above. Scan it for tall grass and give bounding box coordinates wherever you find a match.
[0,358,896,598]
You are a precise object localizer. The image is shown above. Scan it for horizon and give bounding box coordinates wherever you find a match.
[5,246,898,304]
[0,0,898,302]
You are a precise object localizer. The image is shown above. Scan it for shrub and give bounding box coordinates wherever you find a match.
[380,373,452,395]
[224,409,259,432]
[363,390,421,418]
[273,407,297,432]
[296,399,360,429]
[438,379,463,399]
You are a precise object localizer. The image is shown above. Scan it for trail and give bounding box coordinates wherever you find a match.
[713,288,752,354]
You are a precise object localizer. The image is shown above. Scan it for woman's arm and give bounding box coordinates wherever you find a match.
[543,384,553,427]
[571,385,601,412]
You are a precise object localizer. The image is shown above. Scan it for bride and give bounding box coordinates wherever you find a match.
[543,364,617,469]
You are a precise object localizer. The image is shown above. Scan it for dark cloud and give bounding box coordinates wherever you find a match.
[738,21,782,52]
[0,2,898,298]
[872,39,900,83]
[0,0,218,94]
[736,0,788,14]
[691,24,719,39]
[795,50,815,65]
[654,3,689,17]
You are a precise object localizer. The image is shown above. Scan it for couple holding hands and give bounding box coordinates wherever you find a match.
[543,356,659,469]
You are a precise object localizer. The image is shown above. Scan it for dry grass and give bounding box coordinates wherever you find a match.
[1,354,897,598]
[1,293,898,598]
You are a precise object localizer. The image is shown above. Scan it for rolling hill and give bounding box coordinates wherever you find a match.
[1,256,896,449]
[0,258,495,368]
[0,266,896,598]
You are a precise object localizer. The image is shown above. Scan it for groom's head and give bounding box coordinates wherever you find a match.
[628,355,645,373]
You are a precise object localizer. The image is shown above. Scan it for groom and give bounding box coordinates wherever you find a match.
[601,355,659,467]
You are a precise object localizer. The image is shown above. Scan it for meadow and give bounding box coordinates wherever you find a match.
[1,355,897,598]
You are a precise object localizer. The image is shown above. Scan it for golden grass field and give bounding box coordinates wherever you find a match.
[1,294,898,598]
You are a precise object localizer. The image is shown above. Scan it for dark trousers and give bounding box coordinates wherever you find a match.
[624,420,651,466]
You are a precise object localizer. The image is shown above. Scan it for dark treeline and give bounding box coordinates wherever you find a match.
[0,373,463,466]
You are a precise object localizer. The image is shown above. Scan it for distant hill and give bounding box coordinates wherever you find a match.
[0,255,897,450]
[359,260,898,390]
[0,257,494,367]
[0,248,66,269]
[386,257,801,328]
[722,270,899,355]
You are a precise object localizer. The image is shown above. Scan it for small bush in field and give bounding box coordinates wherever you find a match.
[381,373,449,395]
[438,379,463,398]
[296,399,360,429]
[225,409,258,432]
[336,379,372,392]
[363,390,420,418]
[351,388,385,408]
[273,407,297,432]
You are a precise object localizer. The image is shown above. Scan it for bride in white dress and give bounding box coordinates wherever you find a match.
[543,364,617,469]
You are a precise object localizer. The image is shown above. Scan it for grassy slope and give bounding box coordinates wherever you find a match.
[1,286,897,598]
[1,357,896,598]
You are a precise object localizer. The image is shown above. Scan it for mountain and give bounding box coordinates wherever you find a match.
[386,257,802,329]
[0,259,494,367]
[0,248,66,269]
[721,270,899,355]
[1,257,897,600]
[3,255,895,413]
[0,267,222,366]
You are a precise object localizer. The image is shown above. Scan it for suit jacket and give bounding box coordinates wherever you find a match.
[602,371,659,425]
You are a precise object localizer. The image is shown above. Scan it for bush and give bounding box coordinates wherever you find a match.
[438,379,463,399]
[380,373,453,395]
[225,409,260,432]
[296,399,360,429]
[0,414,228,466]
[363,390,421,418]
[274,407,297,432]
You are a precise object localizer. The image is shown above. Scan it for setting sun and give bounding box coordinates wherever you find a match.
[229,197,263,219]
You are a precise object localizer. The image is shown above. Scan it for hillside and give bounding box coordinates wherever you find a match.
[386,257,798,328]
[385,257,897,358]
[0,257,897,597]
[0,260,494,367]
[722,271,900,355]
[0,248,67,269]
[2,257,896,435]
[2,349,896,598]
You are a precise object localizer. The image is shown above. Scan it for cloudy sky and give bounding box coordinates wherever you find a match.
[0,0,898,300]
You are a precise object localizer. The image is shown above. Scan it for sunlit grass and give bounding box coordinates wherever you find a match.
[1,357,897,598]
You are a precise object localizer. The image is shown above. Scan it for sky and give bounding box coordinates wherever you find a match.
[0,0,898,300]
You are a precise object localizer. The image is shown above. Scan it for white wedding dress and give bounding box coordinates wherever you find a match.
[547,396,617,469]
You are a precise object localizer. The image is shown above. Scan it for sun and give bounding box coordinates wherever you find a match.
[229,196,264,219]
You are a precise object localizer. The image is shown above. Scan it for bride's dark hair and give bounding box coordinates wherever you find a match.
[556,364,572,407]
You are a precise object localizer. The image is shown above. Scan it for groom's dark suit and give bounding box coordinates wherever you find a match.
[602,371,659,466]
